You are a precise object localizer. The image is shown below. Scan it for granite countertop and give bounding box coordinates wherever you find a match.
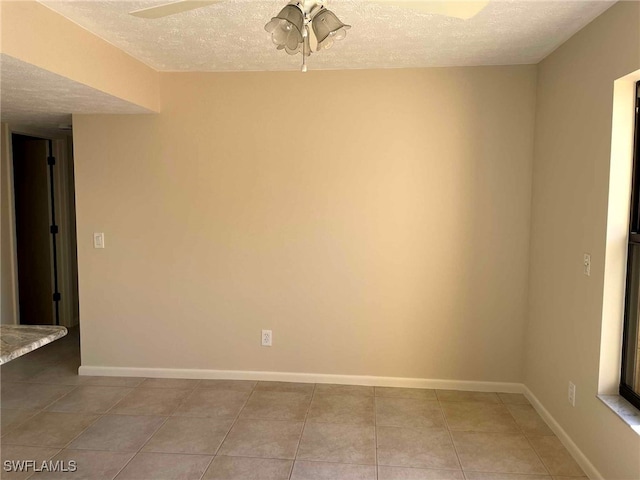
[0,325,68,365]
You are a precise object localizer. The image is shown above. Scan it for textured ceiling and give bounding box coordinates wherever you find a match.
[40,0,615,72]
[0,54,152,129]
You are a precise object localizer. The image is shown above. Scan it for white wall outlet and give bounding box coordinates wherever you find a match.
[568,381,576,406]
[583,253,591,276]
[93,232,105,249]
[261,329,272,347]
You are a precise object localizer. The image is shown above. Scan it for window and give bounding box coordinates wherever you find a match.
[621,81,640,410]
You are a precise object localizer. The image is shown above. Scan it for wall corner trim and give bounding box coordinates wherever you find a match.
[523,386,604,480]
[78,365,523,392]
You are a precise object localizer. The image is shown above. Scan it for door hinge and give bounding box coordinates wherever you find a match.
[50,225,58,234]
[53,292,61,302]
[47,156,56,166]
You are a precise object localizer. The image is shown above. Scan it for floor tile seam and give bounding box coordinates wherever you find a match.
[102,385,144,416]
[438,396,465,473]
[522,433,553,476]
[505,405,556,438]
[45,387,137,416]
[446,426,527,435]
[125,446,226,457]
[105,383,194,417]
[106,450,139,480]
[58,410,108,452]
[5,391,101,451]
[140,378,203,389]
[238,390,314,422]
[165,383,207,418]
[290,457,378,467]
[16,444,160,455]
[166,386,202,416]
[0,409,41,438]
[196,454,216,480]
[441,399,528,436]
[288,383,316,480]
[106,387,195,417]
[207,379,259,463]
[131,385,201,392]
[3,379,81,386]
[110,412,173,479]
[7,444,62,480]
[375,405,446,429]
[303,419,375,426]
[373,392,379,480]
[376,458,465,469]
[15,383,80,412]
[375,422,450,433]
[463,467,557,476]
[134,384,202,452]
[504,401,532,437]
[376,463,463,472]
[444,406,551,475]
[1,435,86,450]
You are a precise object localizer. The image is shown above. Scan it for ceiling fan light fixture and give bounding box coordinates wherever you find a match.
[312,8,350,51]
[264,5,305,51]
[265,1,350,71]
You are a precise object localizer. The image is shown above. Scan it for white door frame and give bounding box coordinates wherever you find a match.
[1,123,78,327]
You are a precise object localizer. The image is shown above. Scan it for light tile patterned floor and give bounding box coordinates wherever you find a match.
[0,329,588,480]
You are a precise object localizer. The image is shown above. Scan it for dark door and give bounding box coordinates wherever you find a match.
[12,134,54,325]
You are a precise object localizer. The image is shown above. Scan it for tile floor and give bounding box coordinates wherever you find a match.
[0,329,588,479]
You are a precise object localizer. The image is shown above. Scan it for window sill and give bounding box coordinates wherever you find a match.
[597,394,640,435]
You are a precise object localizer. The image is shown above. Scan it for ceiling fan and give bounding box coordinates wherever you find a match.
[129,0,489,71]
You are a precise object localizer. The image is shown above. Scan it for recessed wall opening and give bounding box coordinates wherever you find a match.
[620,82,640,410]
[4,128,80,331]
[599,71,640,398]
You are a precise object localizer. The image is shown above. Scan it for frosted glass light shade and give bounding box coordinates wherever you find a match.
[265,5,305,52]
[312,8,350,51]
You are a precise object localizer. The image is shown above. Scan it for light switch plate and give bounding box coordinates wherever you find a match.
[93,232,105,249]
[583,253,591,276]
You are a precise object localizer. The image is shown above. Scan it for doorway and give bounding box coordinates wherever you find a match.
[11,132,79,327]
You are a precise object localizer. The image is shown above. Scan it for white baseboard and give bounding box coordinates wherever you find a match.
[78,365,524,393]
[523,386,603,480]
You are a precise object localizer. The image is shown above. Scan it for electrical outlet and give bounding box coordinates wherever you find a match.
[568,381,576,406]
[261,329,272,347]
[583,253,591,276]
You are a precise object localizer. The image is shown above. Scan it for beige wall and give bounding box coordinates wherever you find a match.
[0,1,159,112]
[525,2,640,479]
[74,66,537,381]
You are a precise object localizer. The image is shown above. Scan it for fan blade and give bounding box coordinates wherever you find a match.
[129,1,221,19]
[375,1,488,19]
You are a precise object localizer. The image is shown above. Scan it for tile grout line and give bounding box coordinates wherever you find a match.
[185,378,229,480]
[108,382,203,479]
[4,381,309,477]
[0,411,40,439]
[502,396,554,477]
[125,380,254,479]
[54,365,185,478]
[373,389,379,480]
[196,380,260,478]
[2,346,99,479]
[197,454,216,480]
[437,390,467,479]
[288,382,316,480]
